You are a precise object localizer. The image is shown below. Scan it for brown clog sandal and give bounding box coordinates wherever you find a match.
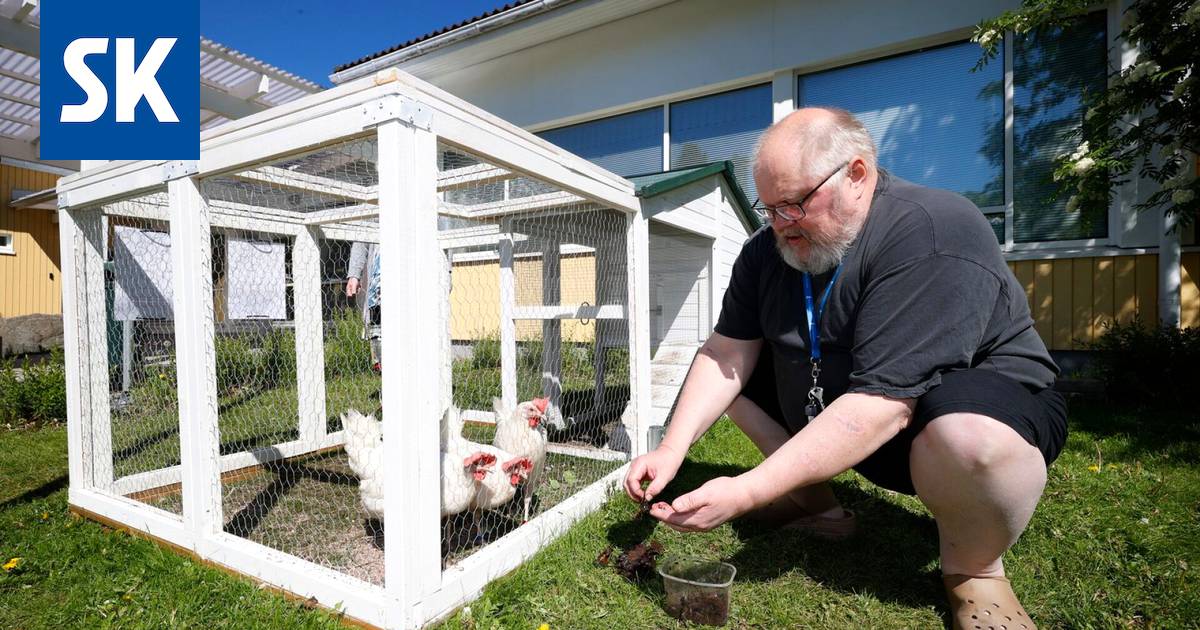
[943,574,1036,630]
[781,508,857,541]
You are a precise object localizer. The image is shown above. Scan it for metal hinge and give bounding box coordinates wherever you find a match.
[162,160,199,181]
[362,94,432,131]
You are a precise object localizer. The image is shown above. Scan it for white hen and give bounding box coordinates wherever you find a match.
[443,404,533,513]
[341,408,496,520]
[492,397,549,521]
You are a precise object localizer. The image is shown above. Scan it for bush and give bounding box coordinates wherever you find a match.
[472,334,502,369]
[325,309,371,378]
[0,349,68,424]
[1084,319,1200,412]
[214,334,258,394]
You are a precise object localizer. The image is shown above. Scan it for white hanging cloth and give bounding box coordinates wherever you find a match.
[113,225,174,321]
[226,237,287,320]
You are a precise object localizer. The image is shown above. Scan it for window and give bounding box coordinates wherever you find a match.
[0,232,13,255]
[798,41,1006,239]
[537,106,663,177]
[670,84,772,202]
[1013,11,1108,242]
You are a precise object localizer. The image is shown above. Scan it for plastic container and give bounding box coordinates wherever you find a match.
[658,555,737,626]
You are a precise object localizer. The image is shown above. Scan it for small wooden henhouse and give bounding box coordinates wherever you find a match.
[55,68,654,629]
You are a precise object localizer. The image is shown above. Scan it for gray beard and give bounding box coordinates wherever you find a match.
[774,202,864,274]
[777,235,851,274]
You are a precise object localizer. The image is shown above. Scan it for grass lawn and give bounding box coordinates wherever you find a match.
[2,399,1197,629]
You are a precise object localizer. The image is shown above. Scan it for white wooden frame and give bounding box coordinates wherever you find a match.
[57,67,650,630]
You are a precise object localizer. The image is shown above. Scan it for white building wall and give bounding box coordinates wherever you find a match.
[412,0,1021,130]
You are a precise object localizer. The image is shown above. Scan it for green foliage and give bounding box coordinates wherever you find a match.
[1083,319,1200,411]
[975,0,1199,227]
[0,349,68,425]
[214,334,259,394]
[324,308,372,378]
[472,334,502,369]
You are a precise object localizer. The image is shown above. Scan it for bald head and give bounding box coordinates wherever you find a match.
[754,107,877,188]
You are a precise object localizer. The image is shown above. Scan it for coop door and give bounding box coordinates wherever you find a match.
[648,227,712,352]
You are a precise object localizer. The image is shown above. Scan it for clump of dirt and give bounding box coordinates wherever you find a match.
[613,540,663,582]
[595,545,614,567]
[664,591,729,626]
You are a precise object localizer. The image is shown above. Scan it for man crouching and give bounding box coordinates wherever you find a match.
[625,107,1066,629]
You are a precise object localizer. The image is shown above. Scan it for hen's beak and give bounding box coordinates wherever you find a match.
[529,397,550,427]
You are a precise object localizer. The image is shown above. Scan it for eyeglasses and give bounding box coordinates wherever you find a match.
[752,161,849,223]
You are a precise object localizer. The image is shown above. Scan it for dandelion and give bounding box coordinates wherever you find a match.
[3,557,21,571]
[539,624,551,630]
[1087,464,1100,472]
[41,512,48,520]
[158,373,166,380]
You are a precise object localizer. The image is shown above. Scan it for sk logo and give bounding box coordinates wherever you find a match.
[41,0,199,160]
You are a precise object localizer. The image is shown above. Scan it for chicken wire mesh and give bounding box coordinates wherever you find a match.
[438,145,633,567]
[73,192,186,513]
[187,137,389,585]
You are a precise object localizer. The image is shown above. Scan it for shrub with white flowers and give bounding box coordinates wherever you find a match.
[975,0,1198,228]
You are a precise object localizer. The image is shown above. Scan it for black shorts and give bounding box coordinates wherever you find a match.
[741,351,1068,495]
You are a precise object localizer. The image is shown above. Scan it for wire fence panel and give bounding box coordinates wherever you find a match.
[193,137,387,585]
[438,145,633,568]
[84,193,186,513]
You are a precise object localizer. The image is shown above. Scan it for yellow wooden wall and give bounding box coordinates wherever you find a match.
[449,253,599,342]
[447,251,1200,351]
[0,165,63,317]
[1006,254,1195,351]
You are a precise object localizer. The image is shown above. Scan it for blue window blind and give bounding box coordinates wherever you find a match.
[799,41,1005,217]
[670,84,772,202]
[537,107,663,177]
[1013,12,1108,242]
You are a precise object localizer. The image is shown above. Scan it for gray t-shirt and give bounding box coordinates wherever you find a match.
[715,172,1058,428]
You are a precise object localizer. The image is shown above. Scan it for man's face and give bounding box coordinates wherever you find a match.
[755,160,863,274]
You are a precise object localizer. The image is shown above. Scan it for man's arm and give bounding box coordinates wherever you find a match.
[661,333,762,453]
[738,392,914,507]
[623,332,761,501]
[653,392,913,531]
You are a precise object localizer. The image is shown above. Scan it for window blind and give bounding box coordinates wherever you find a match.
[669,84,772,201]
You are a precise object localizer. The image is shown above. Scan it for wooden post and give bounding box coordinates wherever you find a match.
[498,219,518,410]
[74,208,114,489]
[293,227,328,443]
[58,209,96,493]
[626,210,652,457]
[541,237,562,426]
[376,117,442,622]
[170,174,223,541]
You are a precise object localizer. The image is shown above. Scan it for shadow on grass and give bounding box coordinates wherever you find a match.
[1066,397,1200,464]
[605,460,945,616]
[0,474,68,508]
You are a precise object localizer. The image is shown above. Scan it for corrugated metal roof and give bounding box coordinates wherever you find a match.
[0,4,323,156]
[333,1,541,73]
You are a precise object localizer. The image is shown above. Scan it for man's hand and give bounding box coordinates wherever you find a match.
[624,444,685,504]
[650,476,755,532]
[346,277,360,298]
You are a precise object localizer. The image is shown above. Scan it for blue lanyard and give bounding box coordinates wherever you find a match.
[802,264,842,363]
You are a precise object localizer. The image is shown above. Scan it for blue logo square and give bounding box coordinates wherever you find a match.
[41,0,199,160]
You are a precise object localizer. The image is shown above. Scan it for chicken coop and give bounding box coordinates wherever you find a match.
[55,68,654,629]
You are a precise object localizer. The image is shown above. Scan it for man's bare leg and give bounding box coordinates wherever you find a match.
[726,395,842,517]
[910,413,1047,577]
[911,412,1046,628]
